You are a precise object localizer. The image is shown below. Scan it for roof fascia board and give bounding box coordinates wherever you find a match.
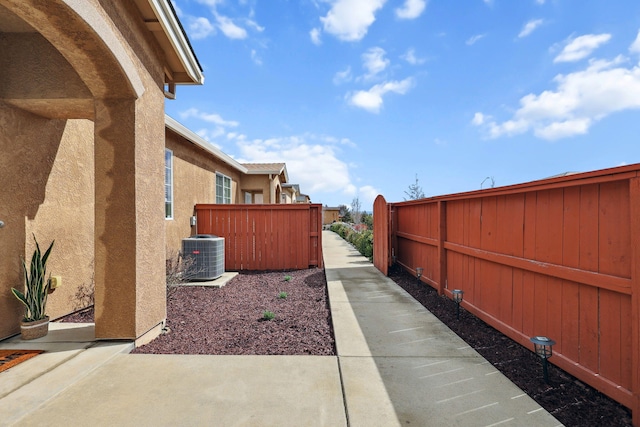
[165,115,247,173]
[148,0,204,85]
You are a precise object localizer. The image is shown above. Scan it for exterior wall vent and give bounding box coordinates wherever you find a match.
[181,234,225,281]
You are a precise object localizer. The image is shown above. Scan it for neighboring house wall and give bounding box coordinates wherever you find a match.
[241,175,273,203]
[164,127,243,254]
[323,208,341,224]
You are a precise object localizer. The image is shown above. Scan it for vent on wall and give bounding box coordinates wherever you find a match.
[182,235,225,281]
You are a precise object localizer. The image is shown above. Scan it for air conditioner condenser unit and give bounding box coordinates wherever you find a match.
[181,234,225,281]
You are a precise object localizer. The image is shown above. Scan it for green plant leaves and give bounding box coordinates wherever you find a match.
[11,235,54,322]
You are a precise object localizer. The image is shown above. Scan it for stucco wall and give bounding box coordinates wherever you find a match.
[241,175,272,203]
[0,102,64,338]
[0,0,171,340]
[25,119,95,320]
[165,130,243,255]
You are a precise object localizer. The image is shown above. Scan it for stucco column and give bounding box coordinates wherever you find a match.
[94,97,165,340]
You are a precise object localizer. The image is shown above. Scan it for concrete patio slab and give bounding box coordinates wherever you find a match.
[13,355,346,427]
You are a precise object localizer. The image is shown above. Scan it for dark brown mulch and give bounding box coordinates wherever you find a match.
[387,265,633,427]
[133,269,335,355]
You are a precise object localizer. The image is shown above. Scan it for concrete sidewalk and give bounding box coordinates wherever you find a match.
[323,231,562,426]
[0,231,562,426]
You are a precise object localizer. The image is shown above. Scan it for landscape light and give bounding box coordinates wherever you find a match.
[452,289,464,320]
[415,267,423,283]
[530,336,556,384]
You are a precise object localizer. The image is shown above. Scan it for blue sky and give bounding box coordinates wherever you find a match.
[167,0,640,211]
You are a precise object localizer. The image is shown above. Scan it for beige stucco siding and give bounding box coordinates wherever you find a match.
[25,119,95,320]
[165,130,243,254]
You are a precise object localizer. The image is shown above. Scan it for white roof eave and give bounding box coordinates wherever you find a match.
[148,0,204,85]
[165,115,247,173]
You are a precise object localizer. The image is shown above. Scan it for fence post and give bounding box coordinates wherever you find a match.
[630,177,640,427]
[437,201,447,296]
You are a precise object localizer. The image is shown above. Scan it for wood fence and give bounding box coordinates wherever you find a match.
[373,164,640,425]
[195,204,323,271]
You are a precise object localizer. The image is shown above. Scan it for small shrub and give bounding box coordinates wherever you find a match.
[330,223,374,260]
[278,291,288,299]
[262,310,275,320]
[284,275,292,282]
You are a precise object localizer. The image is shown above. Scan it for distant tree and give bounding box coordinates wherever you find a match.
[338,204,352,223]
[361,212,373,229]
[481,176,496,189]
[404,174,425,200]
[351,196,362,225]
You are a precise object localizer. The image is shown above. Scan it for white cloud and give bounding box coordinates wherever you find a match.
[554,33,611,63]
[471,112,486,125]
[180,108,240,127]
[320,0,387,42]
[358,185,381,207]
[310,28,322,45]
[347,77,415,113]
[395,0,427,19]
[630,30,640,54]
[188,17,216,39]
[535,0,545,4]
[215,14,248,39]
[234,134,357,196]
[483,0,493,6]
[361,47,389,79]
[474,56,640,140]
[534,119,591,140]
[251,49,262,65]
[401,48,426,65]
[466,34,486,46]
[333,66,353,85]
[518,19,543,38]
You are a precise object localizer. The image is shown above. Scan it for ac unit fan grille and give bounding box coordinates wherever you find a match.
[182,235,225,281]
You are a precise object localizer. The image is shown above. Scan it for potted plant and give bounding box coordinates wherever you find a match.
[11,235,54,340]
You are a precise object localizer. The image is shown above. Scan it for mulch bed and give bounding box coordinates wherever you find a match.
[388,265,633,427]
[133,269,335,355]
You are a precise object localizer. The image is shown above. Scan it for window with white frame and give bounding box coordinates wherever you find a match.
[216,173,232,204]
[165,149,173,219]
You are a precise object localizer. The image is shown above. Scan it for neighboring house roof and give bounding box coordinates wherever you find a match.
[242,163,289,183]
[134,0,204,85]
[323,207,341,211]
[165,115,248,173]
[297,194,311,203]
[545,171,580,179]
[282,183,300,192]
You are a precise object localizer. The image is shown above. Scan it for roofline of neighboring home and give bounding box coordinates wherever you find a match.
[165,115,247,173]
[244,164,289,183]
[148,0,204,85]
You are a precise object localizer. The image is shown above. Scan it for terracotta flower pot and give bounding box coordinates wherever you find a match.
[20,316,50,340]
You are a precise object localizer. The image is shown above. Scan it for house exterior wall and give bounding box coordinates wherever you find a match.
[241,175,273,203]
[0,104,96,338]
[165,129,243,254]
[0,0,171,341]
[323,209,341,225]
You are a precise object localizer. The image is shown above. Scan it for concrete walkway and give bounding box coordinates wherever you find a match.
[0,231,562,426]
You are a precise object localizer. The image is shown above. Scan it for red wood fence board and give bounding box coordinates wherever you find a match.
[195,204,323,271]
[374,164,640,417]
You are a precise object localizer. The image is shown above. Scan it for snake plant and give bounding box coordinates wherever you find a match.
[11,235,54,322]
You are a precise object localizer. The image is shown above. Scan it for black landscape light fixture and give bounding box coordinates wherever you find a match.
[530,336,556,384]
[415,267,423,283]
[452,289,464,319]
